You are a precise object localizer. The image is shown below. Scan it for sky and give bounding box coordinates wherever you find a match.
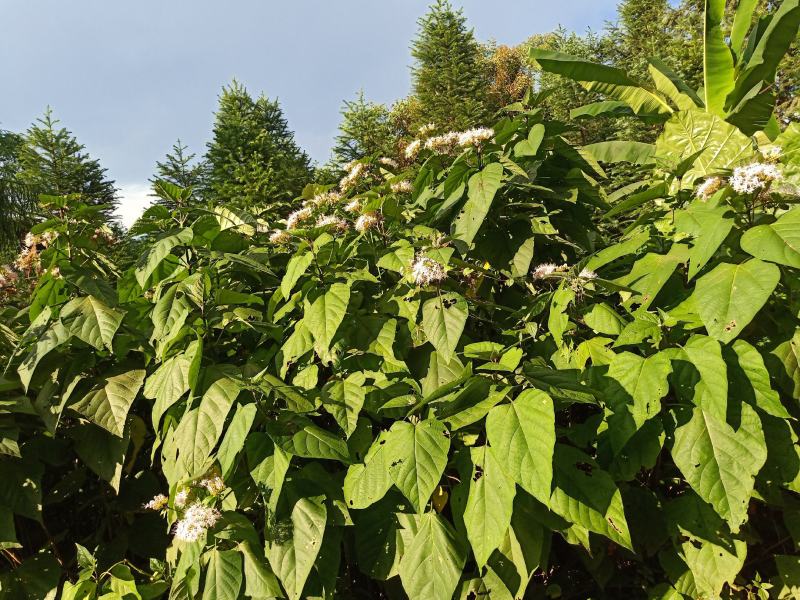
[0,0,618,226]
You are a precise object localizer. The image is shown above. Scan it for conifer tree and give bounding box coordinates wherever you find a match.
[204,81,311,211]
[149,139,205,207]
[0,130,36,250]
[331,91,396,169]
[16,108,117,221]
[410,0,491,130]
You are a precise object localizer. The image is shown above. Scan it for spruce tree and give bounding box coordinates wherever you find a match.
[410,0,491,130]
[0,130,36,250]
[16,108,117,221]
[150,139,205,208]
[331,91,396,169]
[204,81,311,211]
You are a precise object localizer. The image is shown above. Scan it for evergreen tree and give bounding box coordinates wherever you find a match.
[331,91,396,169]
[149,139,205,207]
[410,0,491,130]
[0,130,36,251]
[16,108,117,220]
[204,81,311,211]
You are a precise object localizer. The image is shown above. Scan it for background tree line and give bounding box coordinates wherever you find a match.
[1,0,797,250]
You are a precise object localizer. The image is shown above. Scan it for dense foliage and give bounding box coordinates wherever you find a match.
[2,1,800,599]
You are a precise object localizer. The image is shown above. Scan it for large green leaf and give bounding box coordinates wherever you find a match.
[672,405,767,532]
[529,49,672,116]
[463,445,516,567]
[647,58,703,110]
[694,259,779,343]
[268,495,327,600]
[654,109,754,184]
[70,370,146,438]
[703,0,735,116]
[485,389,555,504]
[304,282,350,353]
[422,292,468,364]
[583,141,655,165]
[726,339,789,419]
[452,162,503,246]
[216,403,257,478]
[616,245,689,310]
[144,344,199,429]
[272,422,350,462]
[201,549,242,600]
[385,418,450,513]
[674,202,734,279]
[344,430,393,509]
[134,227,193,287]
[239,542,282,599]
[399,513,466,600]
[604,351,672,452]
[60,295,123,351]
[321,372,365,437]
[281,251,314,298]
[18,321,71,391]
[740,207,800,268]
[174,377,240,478]
[771,328,800,398]
[730,0,759,58]
[550,444,633,550]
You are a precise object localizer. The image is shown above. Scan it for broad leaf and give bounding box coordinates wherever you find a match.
[135,227,193,287]
[71,370,146,437]
[201,549,242,600]
[694,259,779,343]
[422,292,468,364]
[452,162,503,246]
[385,418,450,513]
[740,207,800,268]
[344,431,394,509]
[60,296,123,351]
[399,513,466,600]
[485,389,555,504]
[305,282,350,353]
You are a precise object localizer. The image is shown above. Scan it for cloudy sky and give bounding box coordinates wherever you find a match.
[0,1,618,226]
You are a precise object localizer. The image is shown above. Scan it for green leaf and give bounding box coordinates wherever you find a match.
[452,162,504,246]
[583,141,655,165]
[672,335,728,421]
[145,352,193,429]
[529,49,672,115]
[321,373,366,437]
[174,377,240,478]
[399,513,466,600]
[771,328,800,398]
[654,109,754,184]
[216,403,257,478]
[344,431,394,510]
[604,351,672,452]
[70,370,146,437]
[422,292,468,364]
[202,549,242,600]
[703,0,735,116]
[268,495,327,600]
[550,444,633,550]
[18,321,71,391]
[740,207,800,268]
[674,202,734,279]
[272,422,350,463]
[240,542,282,599]
[647,58,703,110]
[726,339,789,419]
[694,259,779,344]
[71,423,129,492]
[485,389,555,504]
[281,251,314,298]
[616,245,689,310]
[672,405,767,532]
[514,124,545,157]
[304,282,350,353]
[135,227,193,287]
[730,0,758,58]
[583,303,623,335]
[463,445,516,567]
[385,418,450,513]
[60,296,123,351]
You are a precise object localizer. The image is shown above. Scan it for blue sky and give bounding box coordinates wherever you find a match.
[0,1,618,224]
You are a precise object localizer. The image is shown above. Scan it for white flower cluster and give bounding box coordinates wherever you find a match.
[344,199,361,213]
[14,246,40,272]
[91,227,115,244]
[315,214,349,232]
[579,268,597,280]
[761,146,782,162]
[286,206,313,229]
[411,254,447,286]
[425,132,461,154]
[307,191,342,208]
[355,212,381,233]
[404,139,422,160]
[379,157,399,169]
[531,263,567,279]
[269,229,292,245]
[173,503,221,542]
[696,176,723,200]
[23,230,57,249]
[174,489,189,508]
[730,162,783,194]
[143,494,168,511]
[390,180,413,194]
[200,476,226,496]
[340,162,368,192]
[458,128,494,148]
[418,123,437,136]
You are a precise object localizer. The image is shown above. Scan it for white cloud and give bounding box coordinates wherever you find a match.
[115,183,153,229]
